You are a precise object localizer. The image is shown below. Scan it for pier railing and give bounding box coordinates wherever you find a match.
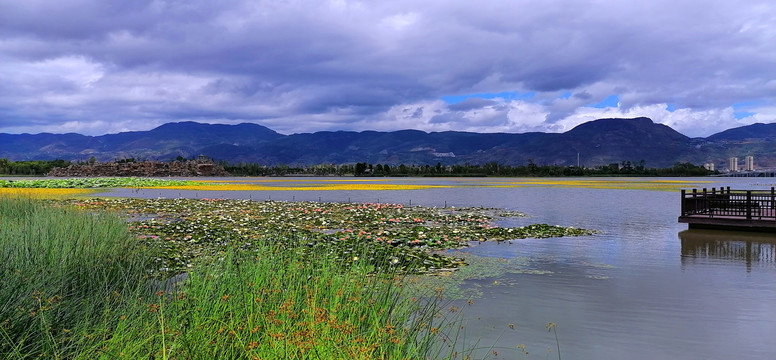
[681,187,776,220]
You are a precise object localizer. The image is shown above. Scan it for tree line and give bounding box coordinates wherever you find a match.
[1,157,715,177]
[0,159,72,175]
[223,160,716,177]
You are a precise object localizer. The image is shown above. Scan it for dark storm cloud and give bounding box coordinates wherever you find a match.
[573,92,593,101]
[0,0,774,136]
[448,98,498,111]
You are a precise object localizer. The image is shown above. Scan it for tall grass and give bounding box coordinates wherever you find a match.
[0,197,152,358]
[0,198,455,359]
[95,248,448,359]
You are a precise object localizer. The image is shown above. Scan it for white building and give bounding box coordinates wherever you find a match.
[745,156,754,171]
[729,157,739,172]
[704,163,715,171]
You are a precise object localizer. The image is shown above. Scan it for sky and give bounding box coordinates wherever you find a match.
[0,0,774,138]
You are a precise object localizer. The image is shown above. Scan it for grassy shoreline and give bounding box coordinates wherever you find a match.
[1,197,456,359]
[1,193,595,359]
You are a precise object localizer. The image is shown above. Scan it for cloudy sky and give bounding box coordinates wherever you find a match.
[1,0,774,137]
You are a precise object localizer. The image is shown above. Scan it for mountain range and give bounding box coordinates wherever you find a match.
[2,117,775,169]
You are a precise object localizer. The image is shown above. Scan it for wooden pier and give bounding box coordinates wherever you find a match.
[679,187,776,232]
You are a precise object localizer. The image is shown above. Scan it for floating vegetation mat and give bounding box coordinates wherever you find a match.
[2,176,710,192]
[58,198,596,276]
[0,177,206,189]
[468,178,712,191]
[190,178,708,192]
[0,187,96,199]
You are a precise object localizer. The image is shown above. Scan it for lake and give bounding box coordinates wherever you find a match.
[102,176,776,359]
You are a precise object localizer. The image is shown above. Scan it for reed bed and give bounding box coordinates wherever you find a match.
[0,198,464,359]
[95,248,450,360]
[0,197,152,358]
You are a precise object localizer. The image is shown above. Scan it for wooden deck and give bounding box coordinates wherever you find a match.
[678,187,776,232]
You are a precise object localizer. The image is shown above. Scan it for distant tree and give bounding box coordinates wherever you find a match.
[355,162,367,176]
[635,160,646,172]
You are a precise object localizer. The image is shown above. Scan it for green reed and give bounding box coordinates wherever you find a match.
[91,244,451,359]
[0,197,152,358]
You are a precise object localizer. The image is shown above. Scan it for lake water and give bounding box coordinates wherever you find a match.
[101,177,776,359]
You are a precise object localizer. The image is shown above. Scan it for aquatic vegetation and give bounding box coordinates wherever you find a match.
[1,192,597,359]
[472,178,711,191]
[0,177,452,192]
[184,177,707,192]
[0,198,457,359]
[0,187,95,199]
[149,182,450,191]
[63,198,595,275]
[0,177,207,189]
[1,176,710,193]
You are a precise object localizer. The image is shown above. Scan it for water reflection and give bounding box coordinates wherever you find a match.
[679,229,776,271]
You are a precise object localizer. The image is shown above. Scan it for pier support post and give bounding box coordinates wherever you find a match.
[746,190,752,220]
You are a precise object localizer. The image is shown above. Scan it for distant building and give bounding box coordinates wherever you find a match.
[745,156,755,171]
[729,157,739,172]
[704,163,715,171]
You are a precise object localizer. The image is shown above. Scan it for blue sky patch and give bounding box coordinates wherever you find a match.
[732,100,761,119]
[590,94,619,108]
[732,100,762,110]
[734,111,755,119]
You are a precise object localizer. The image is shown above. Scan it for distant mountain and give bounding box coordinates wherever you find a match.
[1,121,283,162]
[705,123,776,141]
[2,118,775,169]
